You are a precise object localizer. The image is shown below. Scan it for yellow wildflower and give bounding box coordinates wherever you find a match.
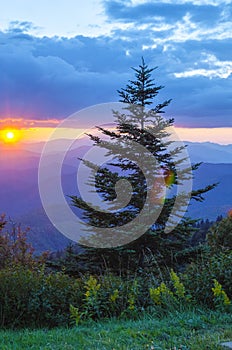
[160,282,173,297]
[170,269,185,298]
[150,282,173,305]
[149,286,161,305]
[84,275,101,300]
[212,279,231,306]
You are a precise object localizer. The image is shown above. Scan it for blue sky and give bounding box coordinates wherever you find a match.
[0,0,231,129]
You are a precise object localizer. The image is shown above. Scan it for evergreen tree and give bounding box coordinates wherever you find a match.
[70,58,216,274]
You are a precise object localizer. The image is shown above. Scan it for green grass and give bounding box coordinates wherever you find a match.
[0,309,231,350]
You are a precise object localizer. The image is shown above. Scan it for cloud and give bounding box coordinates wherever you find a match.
[130,0,231,4]
[174,53,232,78]
[104,0,232,45]
[174,67,231,78]
[104,0,222,24]
[0,118,60,128]
[162,75,232,127]
[0,0,231,128]
[0,31,133,119]
[7,21,38,34]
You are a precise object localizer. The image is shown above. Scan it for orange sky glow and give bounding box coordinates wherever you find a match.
[0,118,231,145]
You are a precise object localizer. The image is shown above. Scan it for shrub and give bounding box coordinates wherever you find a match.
[207,216,232,253]
[181,217,232,307]
[0,266,83,328]
[0,214,47,270]
[182,249,232,307]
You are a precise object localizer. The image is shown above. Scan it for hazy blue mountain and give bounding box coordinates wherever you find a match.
[1,140,232,253]
[188,163,232,220]
[185,141,232,164]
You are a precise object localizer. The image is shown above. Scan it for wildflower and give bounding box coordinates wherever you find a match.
[85,290,91,299]
[84,275,101,300]
[212,279,231,306]
[150,282,173,305]
[170,269,185,298]
[160,282,174,297]
[149,286,161,305]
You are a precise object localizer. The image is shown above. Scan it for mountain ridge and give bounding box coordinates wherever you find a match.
[1,140,231,253]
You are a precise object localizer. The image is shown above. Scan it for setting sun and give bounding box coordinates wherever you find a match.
[6,131,15,140]
[1,129,22,144]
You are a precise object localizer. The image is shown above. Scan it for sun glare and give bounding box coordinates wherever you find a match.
[1,129,21,144]
[6,131,15,139]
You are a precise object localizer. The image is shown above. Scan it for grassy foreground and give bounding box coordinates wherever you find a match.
[0,309,231,350]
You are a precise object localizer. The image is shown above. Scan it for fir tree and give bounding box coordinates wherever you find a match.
[70,58,216,274]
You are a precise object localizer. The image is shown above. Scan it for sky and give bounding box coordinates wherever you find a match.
[0,0,231,143]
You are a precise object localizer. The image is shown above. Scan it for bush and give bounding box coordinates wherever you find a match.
[182,249,232,307]
[1,262,230,329]
[0,214,47,270]
[207,216,232,253]
[1,212,231,328]
[70,274,147,323]
[0,266,83,328]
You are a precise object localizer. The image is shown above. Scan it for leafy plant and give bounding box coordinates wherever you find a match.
[0,266,83,328]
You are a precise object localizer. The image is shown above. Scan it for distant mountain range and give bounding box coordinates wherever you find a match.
[0,140,231,253]
[187,162,232,219]
[185,141,232,164]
